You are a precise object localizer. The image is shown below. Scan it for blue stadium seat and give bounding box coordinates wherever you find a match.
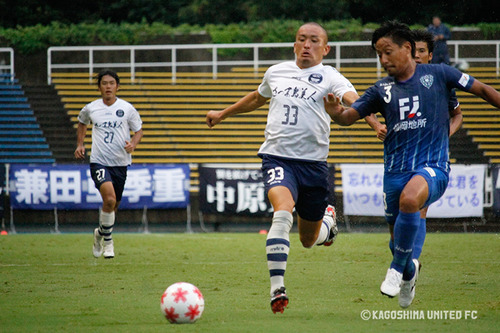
[0,76,55,164]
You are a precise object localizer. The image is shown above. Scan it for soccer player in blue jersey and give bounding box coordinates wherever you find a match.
[324,21,500,308]
[206,22,359,314]
[364,28,464,277]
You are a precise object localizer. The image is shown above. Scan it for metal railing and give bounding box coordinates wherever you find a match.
[448,40,500,76]
[47,40,500,85]
[47,41,383,84]
[0,48,15,81]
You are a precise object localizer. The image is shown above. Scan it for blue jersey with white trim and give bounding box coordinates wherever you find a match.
[352,63,474,173]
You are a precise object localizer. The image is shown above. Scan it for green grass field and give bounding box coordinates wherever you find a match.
[0,232,499,332]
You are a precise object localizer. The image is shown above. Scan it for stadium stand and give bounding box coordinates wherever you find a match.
[456,68,500,164]
[0,73,55,164]
[51,66,499,189]
[23,84,75,163]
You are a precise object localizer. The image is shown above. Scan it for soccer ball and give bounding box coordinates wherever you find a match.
[454,59,470,71]
[160,282,204,324]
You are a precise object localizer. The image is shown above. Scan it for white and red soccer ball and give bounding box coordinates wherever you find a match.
[161,282,204,324]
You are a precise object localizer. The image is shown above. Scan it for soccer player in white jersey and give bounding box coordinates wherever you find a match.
[324,21,500,308]
[206,22,359,313]
[75,70,143,259]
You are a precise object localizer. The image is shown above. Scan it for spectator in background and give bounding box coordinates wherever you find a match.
[427,16,451,64]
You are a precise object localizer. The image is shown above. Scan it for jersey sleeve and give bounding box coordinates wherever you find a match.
[77,104,91,125]
[351,85,381,118]
[329,68,357,101]
[441,63,475,92]
[128,105,143,132]
[257,68,273,98]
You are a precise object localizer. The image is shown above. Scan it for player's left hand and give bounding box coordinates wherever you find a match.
[124,140,136,153]
[323,93,343,118]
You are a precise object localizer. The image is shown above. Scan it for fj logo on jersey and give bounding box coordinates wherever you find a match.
[420,75,434,89]
[308,73,323,84]
[116,109,124,117]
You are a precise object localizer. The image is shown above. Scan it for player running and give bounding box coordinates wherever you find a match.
[362,28,465,307]
[324,21,500,308]
[206,22,359,313]
[75,70,143,259]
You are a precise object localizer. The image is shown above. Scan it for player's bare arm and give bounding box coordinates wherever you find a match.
[449,105,463,137]
[341,91,359,106]
[365,114,387,141]
[341,89,386,140]
[468,80,500,108]
[323,93,361,126]
[74,122,88,159]
[125,129,143,153]
[206,90,268,128]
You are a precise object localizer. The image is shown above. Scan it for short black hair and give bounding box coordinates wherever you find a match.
[412,29,434,53]
[371,20,415,57]
[96,69,120,86]
[299,22,329,43]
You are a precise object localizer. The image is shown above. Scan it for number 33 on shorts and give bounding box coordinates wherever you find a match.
[267,167,284,184]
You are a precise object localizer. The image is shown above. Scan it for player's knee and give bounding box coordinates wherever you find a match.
[399,195,420,213]
[102,196,117,211]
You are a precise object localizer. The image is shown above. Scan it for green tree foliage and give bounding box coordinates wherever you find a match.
[1,19,499,55]
[0,0,498,28]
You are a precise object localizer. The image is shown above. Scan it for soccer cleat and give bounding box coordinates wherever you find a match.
[270,287,289,314]
[399,259,421,308]
[103,240,114,259]
[322,205,338,246]
[92,228,103,258]
[380,268,403,298]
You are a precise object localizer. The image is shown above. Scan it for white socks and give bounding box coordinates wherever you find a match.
[313,217,331,246]
[266,210,293,295]
[99,211,115,243]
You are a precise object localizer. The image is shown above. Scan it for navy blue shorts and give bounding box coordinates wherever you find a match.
[261,154,329,221]
[383,167,449,224]
[90,163,128,202]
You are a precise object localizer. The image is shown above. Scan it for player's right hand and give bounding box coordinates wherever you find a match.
[74,146,85,159]
[376,124,387,141]
[206,110,223,128]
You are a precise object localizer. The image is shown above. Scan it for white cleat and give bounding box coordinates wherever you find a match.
[380,268,402,298]
[103,241,114,259]
[399,259,420,308]
[92,228,103,258]
[322,205,338,246]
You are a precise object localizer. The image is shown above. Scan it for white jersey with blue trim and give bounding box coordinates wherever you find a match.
[78,97,142,166]
[257,61,356,161]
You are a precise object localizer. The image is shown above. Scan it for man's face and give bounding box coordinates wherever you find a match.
[375,37,412,77]
[98,75,119,99]
[294,24,330,69]
[414,41,433,64]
